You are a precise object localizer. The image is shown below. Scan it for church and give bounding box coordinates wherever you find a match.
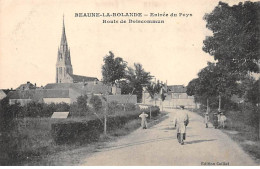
[56,17,98,83]
[6,18,137,106]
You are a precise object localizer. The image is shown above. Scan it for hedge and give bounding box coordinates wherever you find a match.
[51,107,160,145]
[141,106,160,118]
[51,119,103,145]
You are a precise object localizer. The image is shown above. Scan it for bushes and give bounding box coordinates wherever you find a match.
[141,106,160,118]
[51,109,141,145]
[50,106,160,145]
[89,95,103,112]
[51,119,103,145]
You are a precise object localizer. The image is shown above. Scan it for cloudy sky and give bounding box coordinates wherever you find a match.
[0,0,255,89]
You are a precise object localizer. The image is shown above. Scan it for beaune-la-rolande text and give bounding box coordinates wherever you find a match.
[75,13,143,17]
[75,12,192,17]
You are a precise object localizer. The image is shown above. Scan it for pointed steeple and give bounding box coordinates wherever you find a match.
[56,15,73,83]
[60,15,67,48]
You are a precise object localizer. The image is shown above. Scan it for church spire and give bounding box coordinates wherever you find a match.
[60,15,67,48]
[56,15,73,83]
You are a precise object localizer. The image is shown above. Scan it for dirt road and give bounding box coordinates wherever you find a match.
[81,108,256,166]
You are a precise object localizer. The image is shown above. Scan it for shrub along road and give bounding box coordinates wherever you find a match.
[81,108,256,166]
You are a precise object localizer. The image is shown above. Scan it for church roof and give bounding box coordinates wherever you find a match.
[69,74,99,83]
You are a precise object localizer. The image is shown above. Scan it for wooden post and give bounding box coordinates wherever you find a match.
[259,109,260,140]
[218,94,221,111]
[207,98,209,113]
[104,114,107,135]
[104,94,108,136]
[149,106,151,120]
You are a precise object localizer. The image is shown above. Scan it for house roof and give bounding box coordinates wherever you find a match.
[68,73,98,83]
[7,89,70,100]
[0,89,15,95]
[16,82,36,90]
[44,82,111,94]
[167,85,187,93]
[44,83,84,90]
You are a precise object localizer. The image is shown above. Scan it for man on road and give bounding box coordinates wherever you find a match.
[204,112,209,128]
[139,112,149,129]
[174,106,189,145]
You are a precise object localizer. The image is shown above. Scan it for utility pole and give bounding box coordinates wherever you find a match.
[218,94,221,111]
[101,93,108,136]
[207,98,209,113]
[149,106,151,120]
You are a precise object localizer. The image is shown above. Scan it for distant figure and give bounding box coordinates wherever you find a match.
[174,106,189,145]
[139,112,148,129]
[204,112,209,128]
[213,112,218,129]
[219,113,227,128]
[217,110,221,128]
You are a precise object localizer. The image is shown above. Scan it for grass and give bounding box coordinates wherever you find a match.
[3,109,166,166]
[193,108,260,164]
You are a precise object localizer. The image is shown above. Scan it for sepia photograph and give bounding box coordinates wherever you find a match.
[0,0,259,166]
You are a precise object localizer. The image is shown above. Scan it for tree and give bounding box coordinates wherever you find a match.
[203,1,260,77]
[246,79,260,106]
[124,63,153,102]
[102,51,127,85]
[89,95,103,112]
[146,80,162,106]
[187,62,239,111]
[76,94,89,111]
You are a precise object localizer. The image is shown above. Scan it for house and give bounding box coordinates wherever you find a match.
[16,81,36,90]
[6,17,137,106]
[8,88,83,105]
[142,85,197,109]
[0,89,15,100]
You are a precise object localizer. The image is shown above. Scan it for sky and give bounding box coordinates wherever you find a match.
[0,0,256,89]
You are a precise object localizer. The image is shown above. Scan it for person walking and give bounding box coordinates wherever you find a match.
[139,112,148,129]
[174,106,189,145]
[219,112,227,128]
[213,112,218,129]
[217,109,221,128]
[204,112,209,128]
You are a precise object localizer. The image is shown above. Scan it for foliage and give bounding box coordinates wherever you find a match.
[122,63,153,102]
[203,1,260,75]
[191,1,260,110]
[76,94,88,111]
[89,95,103,112]
[245,79,260,106]
[146,80,161,99]
[107,102,137,114]
[186,62,240,109]
[140,106,160,118]
[102,51,127,85]
[51,119,103,145]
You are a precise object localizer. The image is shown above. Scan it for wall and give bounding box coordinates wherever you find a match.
[142,92,198,109]
[9,99,32,106]
[107,95,137,104]
[43,98,71,104]
[111,86,121,95]
[0,90,6,100]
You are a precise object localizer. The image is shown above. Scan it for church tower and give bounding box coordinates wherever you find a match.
[56,16,73,83]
